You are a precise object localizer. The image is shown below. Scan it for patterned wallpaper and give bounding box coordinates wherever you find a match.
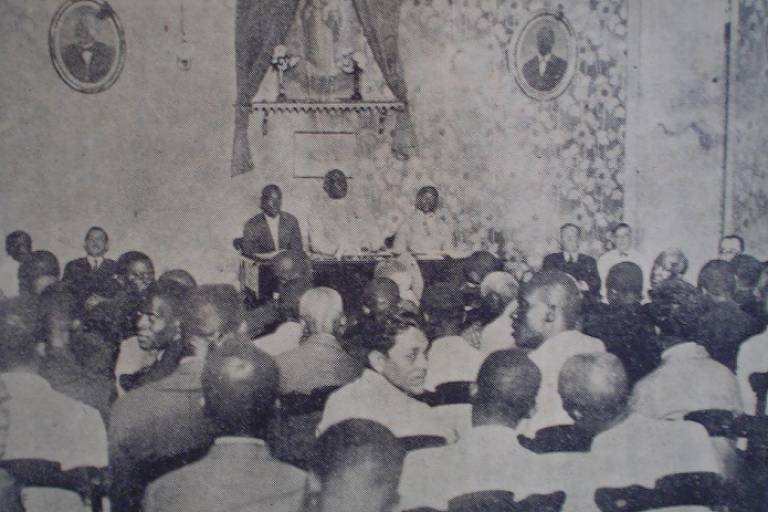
[731,0,768,258]
[255,0,629,264]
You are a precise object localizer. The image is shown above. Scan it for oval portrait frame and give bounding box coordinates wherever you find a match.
[49,0,126,94]
[513,10,577,101]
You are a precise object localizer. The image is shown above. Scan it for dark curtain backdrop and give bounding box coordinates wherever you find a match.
[351,0,417,160]
[232,0,416,176]
[232,0,300,176]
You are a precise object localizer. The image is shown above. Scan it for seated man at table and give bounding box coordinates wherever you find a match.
[393,186,455,256]
[318,308,454,442]
[542,223,600,302]
[308,169,381,256]
[242,184,303,259]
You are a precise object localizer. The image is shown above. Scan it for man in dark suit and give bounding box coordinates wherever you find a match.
[62,226,118,306]
[542,223,601,302]
[242,184,302,258]
[522,25,568,92]
[61,9,114,84]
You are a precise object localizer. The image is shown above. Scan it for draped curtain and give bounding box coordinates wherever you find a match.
[232,0,301,176]
[232,0,416,176]
[351,0,417,160]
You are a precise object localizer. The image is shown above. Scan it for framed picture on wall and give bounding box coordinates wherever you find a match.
[49,0,126,94]
[513,10,577,101]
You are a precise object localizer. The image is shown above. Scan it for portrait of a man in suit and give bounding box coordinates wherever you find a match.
[521,25,568,93]
[61,7,115,84]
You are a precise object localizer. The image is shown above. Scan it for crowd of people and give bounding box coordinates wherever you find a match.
[0,179,767,511]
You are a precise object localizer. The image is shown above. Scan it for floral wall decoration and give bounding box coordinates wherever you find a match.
[731,0,768,257]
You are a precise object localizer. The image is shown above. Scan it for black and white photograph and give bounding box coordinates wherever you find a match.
[1,0,768,511]
[49,0,125,93]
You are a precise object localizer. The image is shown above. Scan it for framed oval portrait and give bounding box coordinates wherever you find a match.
[514,11,577,101]
[49,0,126,94]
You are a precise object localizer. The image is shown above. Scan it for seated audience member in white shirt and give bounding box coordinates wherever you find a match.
[318,308,454,442]
[399,349,567,511]
[597,223,647,301]
[0,304,108,512]
[477,271,519,354]
[0,231,32,298]
[311,419,406,512]
[393,186,454,256]
[512,270,605,435]
[308,169,381,256]
[558,353,723,512]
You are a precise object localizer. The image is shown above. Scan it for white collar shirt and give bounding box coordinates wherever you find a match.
[538,54,551,75]
[630,342,743,420]
[399,425,571,511]
[425,336,485,392]
[318,369,453,441]
[524,331,605,436]
[253,321,303,357]
[394,210,454,255]
[561,414,722,512]
[87,256,103,271]
[264,214,281,250]
[2,372,108,512]
[737,330,768,415]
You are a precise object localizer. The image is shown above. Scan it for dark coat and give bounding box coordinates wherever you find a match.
[241,212,302,258]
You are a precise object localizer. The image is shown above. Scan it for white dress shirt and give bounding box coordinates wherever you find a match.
[2,372,108,512]
[524,330,605,435]
[265,214,280,250]
[318,369,454,441]
[630,342,743,420]
[393,210,454,255]
[0,257,19,298]
[736,330,768,415]
[597,248,647,301]
[562,414,722,512]
[398,425,570,511]
[307,197,380,255]
[253,321,303,357]
[425,336,485,391]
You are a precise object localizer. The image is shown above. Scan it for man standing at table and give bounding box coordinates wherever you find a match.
[393,186,455,256]
[308,169,381,257]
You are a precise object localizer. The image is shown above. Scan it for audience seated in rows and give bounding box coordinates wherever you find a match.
[513,270,605,435]
[143,341,307,512]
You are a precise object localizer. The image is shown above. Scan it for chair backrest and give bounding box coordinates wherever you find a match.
[420,381,473,407]
[749,371,768,416]
[398,435,448,452]
[448,490,566,512]
[683,409,737,439]
[518,425,593,454]
[595,472,728,512]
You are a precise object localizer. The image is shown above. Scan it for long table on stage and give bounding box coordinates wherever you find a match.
[240,252,462,312]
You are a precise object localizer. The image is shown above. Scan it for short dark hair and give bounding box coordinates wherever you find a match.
[473,349,541,423]
[721,234,744,252]
[18,250,60,285]
[37,287,79,344]
[463,251,503,282]
[560,223,581,237]
[647,278,706,339]
[521,270,582,330]
[612,222,632,234]
[85,226,108,243]
[421,283,464,316]
[158,269,197,291]
[731,254,764,287]
[311,419,405,486]
[606,262,643,296]
[182,284,242,338]
[359,308,423,357]
[202,341,279,436]
[417,185,438,197]
[143,280,188,319]
[116,251,152,277]
[698,259,735,297]
[261,184,281,198]
[6,231,32,254]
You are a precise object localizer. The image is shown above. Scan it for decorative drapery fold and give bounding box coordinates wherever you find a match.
[351,0,417,160]
[232,0,300,176]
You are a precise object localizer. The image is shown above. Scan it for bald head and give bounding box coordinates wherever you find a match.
[272,250,309,284]
[513,270,582,348]
[312,419,406,512]
[202,341,278,437]
[558,353,628,433]
[473,349,541,427]
[480,271,519,317]
[363,278,400,317]
[300,287,344,335]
